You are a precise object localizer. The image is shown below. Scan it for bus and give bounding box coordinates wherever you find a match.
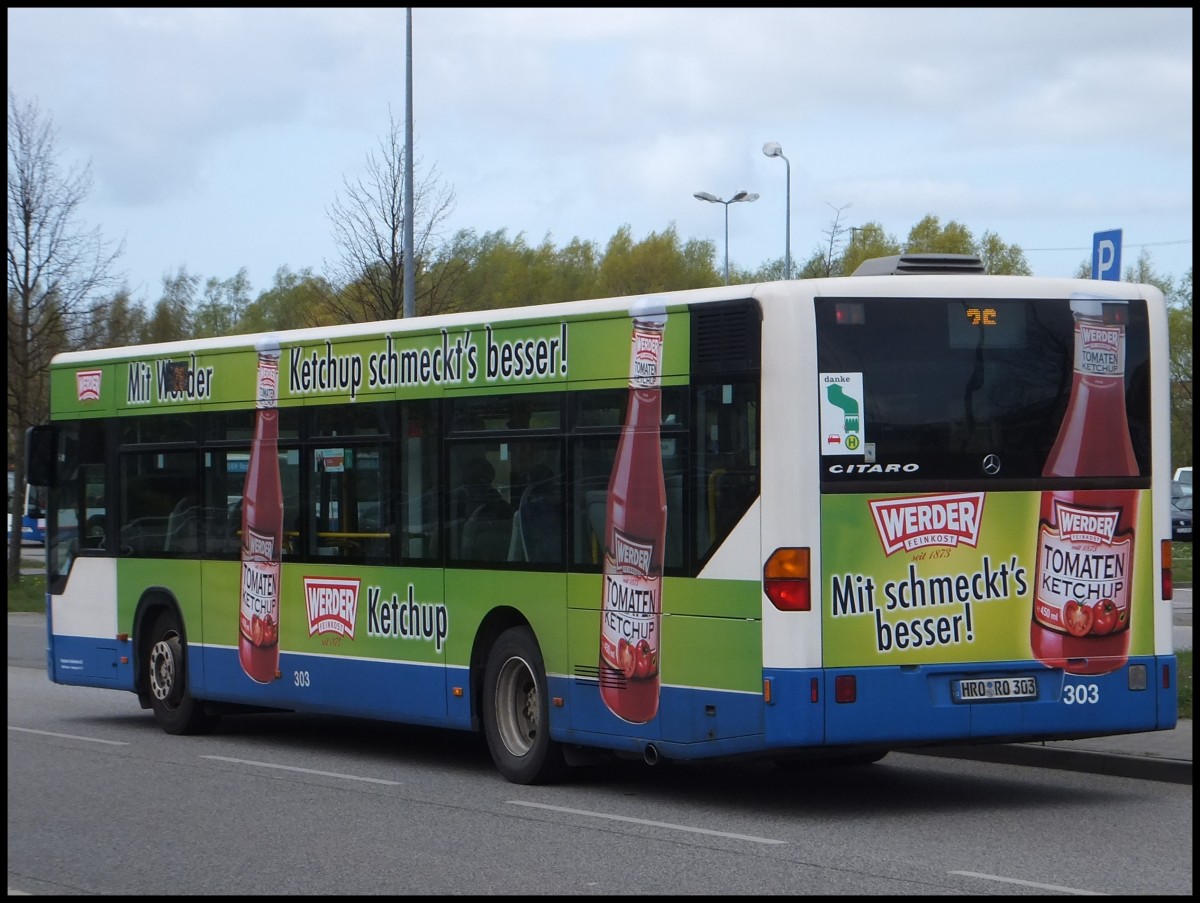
[25,254,1179,784]
[7,477,48,546]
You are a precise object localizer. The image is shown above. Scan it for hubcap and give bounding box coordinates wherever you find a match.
[495,655,538,757]
[149,637,178,703]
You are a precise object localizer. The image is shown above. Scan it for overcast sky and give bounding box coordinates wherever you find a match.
[7,8,1193,305]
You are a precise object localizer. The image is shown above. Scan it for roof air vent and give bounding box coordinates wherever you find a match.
[851,253,985,276]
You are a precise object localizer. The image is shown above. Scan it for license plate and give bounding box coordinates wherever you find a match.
[952,676,1038,703]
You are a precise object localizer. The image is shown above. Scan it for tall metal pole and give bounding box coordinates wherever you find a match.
[403,8,415,319]
[762,142,791,280]
[722,203,731,286]
[694,190,758,286]
[782,154,791,280]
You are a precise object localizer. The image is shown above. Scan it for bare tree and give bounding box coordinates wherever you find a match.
[7,91,121,584]
[323,106,455,323]
[795,202,855,278]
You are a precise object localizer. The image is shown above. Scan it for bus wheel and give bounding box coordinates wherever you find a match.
[146,610,219,736]
[482,626,566,785]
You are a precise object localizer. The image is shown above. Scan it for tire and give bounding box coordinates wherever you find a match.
[481,626,566,785]
[146,610,219,735]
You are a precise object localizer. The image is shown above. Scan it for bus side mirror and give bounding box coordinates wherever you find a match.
[24,425,57,488]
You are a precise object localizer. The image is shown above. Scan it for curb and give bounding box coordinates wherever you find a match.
[908,743,1192,785]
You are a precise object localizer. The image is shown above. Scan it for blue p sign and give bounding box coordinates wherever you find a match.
[1092,229,1122,281]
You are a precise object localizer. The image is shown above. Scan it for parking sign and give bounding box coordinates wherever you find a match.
[1092,229,1122,281]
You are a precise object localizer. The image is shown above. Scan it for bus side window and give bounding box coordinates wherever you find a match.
[163,493,201,553]
[447,450,514,562]
[397,399,439,561]
[508,462,563,564]
[693,381,759,561]
[81,460,107,551]
[119,452,200,557]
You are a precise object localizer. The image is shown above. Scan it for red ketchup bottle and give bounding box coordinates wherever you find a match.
[1031,295,1138,675]
[239,338,284,683]
[599,300,668,723]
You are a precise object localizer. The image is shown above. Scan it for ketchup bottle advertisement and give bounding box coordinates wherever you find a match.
[240,338,284,683]
[599,301,668,723]
[1031,295,1138,675]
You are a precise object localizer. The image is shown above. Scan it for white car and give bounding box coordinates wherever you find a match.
[1175,466,1192,495]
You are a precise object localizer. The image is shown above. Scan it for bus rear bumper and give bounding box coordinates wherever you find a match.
[764,656,1178,749]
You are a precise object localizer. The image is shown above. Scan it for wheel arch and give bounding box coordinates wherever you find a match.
[469,605,533,731]
[133,586,186,709]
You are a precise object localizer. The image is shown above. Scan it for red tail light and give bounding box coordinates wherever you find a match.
[1162,540,1173,600]
[834,674,857,703]
[764,547,811,611]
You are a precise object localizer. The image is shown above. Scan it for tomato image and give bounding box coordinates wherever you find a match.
[251,614,264,646]
[1092,598,1119,635]
[1063,599,1094,637]
[634,638,657,678]
[618,637,638,679]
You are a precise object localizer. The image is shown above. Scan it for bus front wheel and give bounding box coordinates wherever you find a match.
[482,626,566,785]
[146,610,219,735]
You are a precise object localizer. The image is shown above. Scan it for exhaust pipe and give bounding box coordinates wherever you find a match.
[643,744,659,766]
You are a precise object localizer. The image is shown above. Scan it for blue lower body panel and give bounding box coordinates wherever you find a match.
[195,644,475,730]
[48,632,135,690]
[765,656,1177,749]
[47,627,1178,763]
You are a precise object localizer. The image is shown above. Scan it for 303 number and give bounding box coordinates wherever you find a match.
[1062,683,1099,704]
[293,670,311,688]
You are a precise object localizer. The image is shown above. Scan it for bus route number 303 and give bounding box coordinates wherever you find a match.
[1063,683,1100,705]
[293,670,311,688]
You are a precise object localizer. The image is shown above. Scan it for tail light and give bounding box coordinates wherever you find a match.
[764,547,811,611]
[834,674,857,703]
[1162,540,1173,601]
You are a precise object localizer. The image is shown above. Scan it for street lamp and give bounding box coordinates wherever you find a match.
[694,189,759,285]
[762,141,791,279]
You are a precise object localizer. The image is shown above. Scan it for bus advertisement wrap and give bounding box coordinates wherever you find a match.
[821,489,1152,670]
[51,315,692,416]
[31,264,1177,784]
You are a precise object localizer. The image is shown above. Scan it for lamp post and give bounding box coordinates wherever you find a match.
[403,7,415,318]
[694,190,759,285]
[762,141,791,279]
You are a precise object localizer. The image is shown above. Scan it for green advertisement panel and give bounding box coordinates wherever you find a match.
[821,489,1154,668]
[50,306,692,417]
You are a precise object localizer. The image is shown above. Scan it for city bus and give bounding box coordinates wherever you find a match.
[25,254,1179,784]
[7,477,48,546]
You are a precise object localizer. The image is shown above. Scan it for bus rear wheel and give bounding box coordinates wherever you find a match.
[482,626,566,785]
[146,610,219,735]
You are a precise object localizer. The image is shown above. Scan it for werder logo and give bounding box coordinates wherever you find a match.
[1078,323,1123,376]
[248,532,275,558]
[613,529,653,575]
[869,492,985,555]
[304,576,361,638]
[1080,324,1120,355]
[1053,502,1120,545]
[76,369,102,402]
[630,329,662,388]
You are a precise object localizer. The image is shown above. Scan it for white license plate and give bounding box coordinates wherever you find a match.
[952,676,1038,703]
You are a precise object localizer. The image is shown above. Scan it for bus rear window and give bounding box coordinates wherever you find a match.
[815,296,1151,488]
